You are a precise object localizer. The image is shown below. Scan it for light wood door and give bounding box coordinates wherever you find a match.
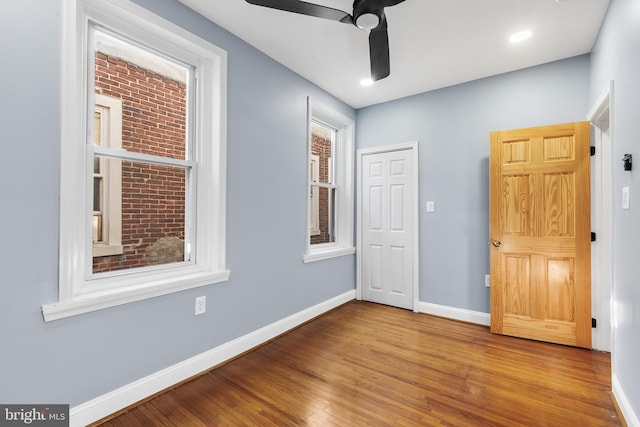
[490,122,591,348]
[361,148,416,310]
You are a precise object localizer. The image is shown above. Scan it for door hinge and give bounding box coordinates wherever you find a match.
[590,146,596,156]
[592,318,597,328]
[591,232,596,242]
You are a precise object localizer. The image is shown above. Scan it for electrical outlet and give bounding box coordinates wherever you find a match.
[195,296,206,315]
[485,275,491,288]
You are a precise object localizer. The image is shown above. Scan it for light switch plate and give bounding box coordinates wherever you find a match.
[622,186,630,210]
[426,201,435,213]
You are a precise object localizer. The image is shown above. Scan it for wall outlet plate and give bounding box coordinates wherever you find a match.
[195,296,206,315]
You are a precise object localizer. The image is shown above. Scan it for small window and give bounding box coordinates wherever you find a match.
[309,122,336,244]
[43,0,229,321]
[304,98,355,262]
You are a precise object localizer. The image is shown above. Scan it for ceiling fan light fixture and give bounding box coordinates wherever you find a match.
[355,12,380,30]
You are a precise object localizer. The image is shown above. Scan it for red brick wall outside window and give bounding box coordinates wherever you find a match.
[93,52,187,273]
[310,133,332,245]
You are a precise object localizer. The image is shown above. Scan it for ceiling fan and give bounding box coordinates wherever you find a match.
[245,0,407,81]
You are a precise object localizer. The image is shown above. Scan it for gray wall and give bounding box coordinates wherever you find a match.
[0,0,355,405]
[3,0,638,421]
[590,0,640,419]
[356,55,590,313]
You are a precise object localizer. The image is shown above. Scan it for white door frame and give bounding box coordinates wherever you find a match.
[356,141,420,312]
[587,81,614,352]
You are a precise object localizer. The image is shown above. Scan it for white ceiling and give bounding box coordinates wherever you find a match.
[178,0,610,109]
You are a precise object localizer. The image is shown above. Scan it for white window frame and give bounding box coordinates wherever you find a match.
[42,0,229,321]
[309,154,321,236]
[93,94,123,257]
[304,98,355,263]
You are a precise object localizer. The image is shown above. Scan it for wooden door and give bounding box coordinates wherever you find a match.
[361,147,416,310]
[490,122,591,348]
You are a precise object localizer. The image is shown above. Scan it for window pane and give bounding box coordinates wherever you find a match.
[310,186,336,245]
[93,213,103,243]
[94,30,189,160]
[92,157,188,274]
[93,176,103,212]
[310,121,334,184]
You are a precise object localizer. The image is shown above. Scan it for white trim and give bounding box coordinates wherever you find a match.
[417,301,491,326]
[93,94,123,257]
[42,270,231,322]
[587,80,614,352]
[303,246,356,263]
[49,0,229,321]
[587,81,614,121]
[68,290,356,427]
[356,142,420,311]
[309,154,321,236]
[305,98,355,262]
[613,375,640,427]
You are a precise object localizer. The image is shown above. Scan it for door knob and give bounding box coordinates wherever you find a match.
[492,240,502,248]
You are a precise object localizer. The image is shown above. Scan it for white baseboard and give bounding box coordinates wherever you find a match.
[417,301,490,326]
[70,290,356,427]
[613,375,640,427]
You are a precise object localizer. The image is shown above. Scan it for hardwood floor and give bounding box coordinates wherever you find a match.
[95,301,622,426]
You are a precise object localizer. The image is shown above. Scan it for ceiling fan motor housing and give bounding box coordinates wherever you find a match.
[353,0,384,30]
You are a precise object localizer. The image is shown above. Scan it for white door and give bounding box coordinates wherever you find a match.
[358,144,418,310]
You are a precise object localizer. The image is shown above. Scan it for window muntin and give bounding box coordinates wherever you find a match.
[44,0,229,321]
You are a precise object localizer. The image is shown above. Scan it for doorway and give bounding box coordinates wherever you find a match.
[588,81,614,352]
[357,142,419,311]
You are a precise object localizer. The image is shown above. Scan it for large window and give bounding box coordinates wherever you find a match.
[43,0,229,321]
[304,98,355,262]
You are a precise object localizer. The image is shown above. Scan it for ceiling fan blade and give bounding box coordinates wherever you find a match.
[245,0,353,24]
[383,0,406,6]
[368,18,390,81]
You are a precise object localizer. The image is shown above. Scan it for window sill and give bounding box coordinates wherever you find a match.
[41,269,230,322]
[93,244,124,257]
[303,246,355,263]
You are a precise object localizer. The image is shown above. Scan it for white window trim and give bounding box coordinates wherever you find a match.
[93,94,123,257]
[303,98,355,263]
[43,0,229,322]
[309,154,321,236]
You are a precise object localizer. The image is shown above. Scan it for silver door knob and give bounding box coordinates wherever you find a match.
[492,240,502,248]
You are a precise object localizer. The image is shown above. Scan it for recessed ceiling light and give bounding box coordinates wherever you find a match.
[509,30,532,43]
[360,78,374,87]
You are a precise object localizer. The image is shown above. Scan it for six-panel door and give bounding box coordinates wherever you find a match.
[490,122,592,348]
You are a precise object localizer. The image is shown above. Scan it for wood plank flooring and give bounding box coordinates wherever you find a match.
[95,301,622,426]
